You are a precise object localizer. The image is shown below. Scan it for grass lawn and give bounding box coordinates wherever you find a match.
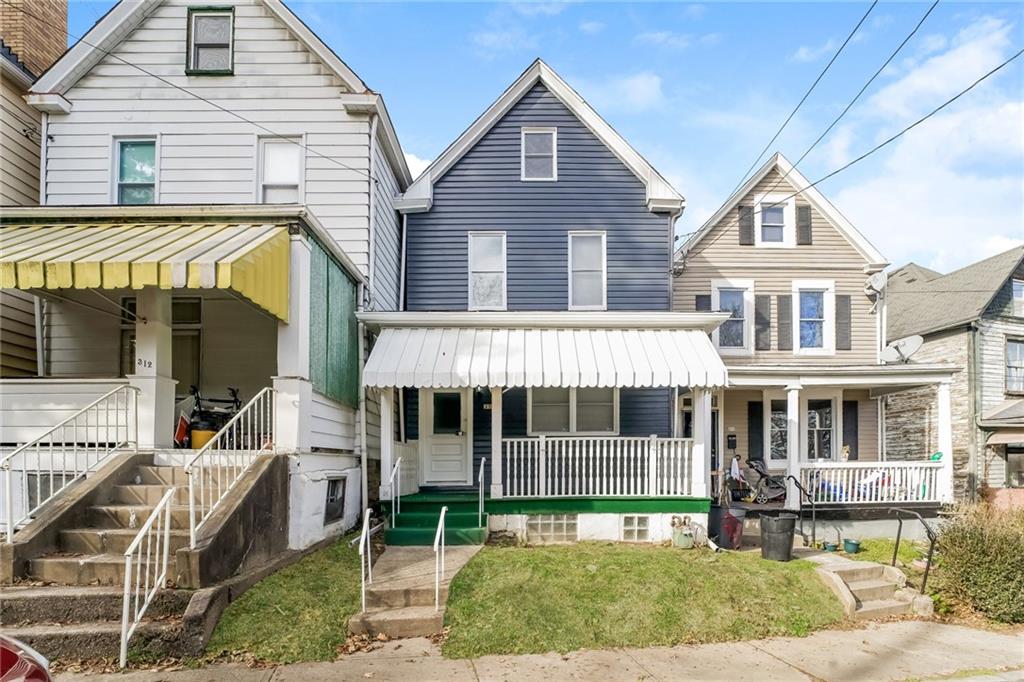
[850,538,925,565]
[205,534,360,663]
[442,543,844,658]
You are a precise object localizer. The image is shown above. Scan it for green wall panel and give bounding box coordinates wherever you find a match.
[308,241,358,408]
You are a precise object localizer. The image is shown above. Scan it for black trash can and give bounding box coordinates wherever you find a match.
[760,512,798,561]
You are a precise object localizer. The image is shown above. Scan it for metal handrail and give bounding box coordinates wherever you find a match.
[433,505,448,612]
[388,457,402,527]
[889,507,938,594]
[3,385,139,541]
[119,487,175,668]
[185,387,275,547]
[358,508,373,613]
[786,474,816,547]
[478,457,486,527]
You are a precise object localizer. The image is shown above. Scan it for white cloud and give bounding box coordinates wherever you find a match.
[790,38,838,63]
[635,31,691,49]
[578,72,666,114]
[470,24,537,55]
[510,1,570,16]
[683,4,707,20]
[579,20,604,35]
[404,153,431,179]
[821,124,855,168]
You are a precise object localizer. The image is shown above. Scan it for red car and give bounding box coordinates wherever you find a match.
[0,636,50,682]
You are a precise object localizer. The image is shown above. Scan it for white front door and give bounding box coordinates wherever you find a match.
[420,388,472,485]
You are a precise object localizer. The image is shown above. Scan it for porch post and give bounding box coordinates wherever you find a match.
[274,232,312,453]
[691,387,711,498]
[128,288,175,449]
[937,380,954,502]
[379,387,395,501]
[490,387,503,498]
[785,383,801,510]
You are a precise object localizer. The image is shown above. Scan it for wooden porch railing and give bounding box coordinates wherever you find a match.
[502,436,693,498]
[800,460,948,504]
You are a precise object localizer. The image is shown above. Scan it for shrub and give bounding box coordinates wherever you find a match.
[936,503,1024,623]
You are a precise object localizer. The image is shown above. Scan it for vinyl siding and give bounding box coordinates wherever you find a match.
[371,135,402,311]
[0,290,38,377]
[405,83,671,312]
[1,71,40,207]
[977,282,1024,487]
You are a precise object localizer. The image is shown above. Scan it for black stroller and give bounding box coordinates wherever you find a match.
[746,459,788,504]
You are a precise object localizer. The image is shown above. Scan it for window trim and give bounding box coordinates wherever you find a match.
[1012,278,1024,317]
[520,127,557,182]
[1007,446,1024,488]
[753,193,795,249]
[526,387,620,436]
[111,136,159,205]
[791,279,836,356]
[711,278,754,356]
[762,391,789,468]
[1006,337,1024,396]
[185,6,235,76]
[257,135,305,204]
[467,231,508,311]
[568,230,607,311]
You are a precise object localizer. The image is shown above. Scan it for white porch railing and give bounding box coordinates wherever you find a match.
[502,436,693,498]
[433,505,447,612]
[2,385,138,541]
[388,457,402,526]
[185,387,275,547]
[119,487,175,668]
[800,460,947,505]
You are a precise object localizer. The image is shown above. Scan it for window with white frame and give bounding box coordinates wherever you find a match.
[769,399,788,461]
[568,232,606,310]
[528,387,618,435]
[468,232,507,310]
[187,7,233,74]
[115,139,157,205]
[760,204,785,243]
[1007,339,1024,394]
[806,399,834,460]
[792,280,835,354]
[259,138,302,203]
[711,280,753,353]
[754,194,794,247]
[1013,279,1024,317]
[521,127,556,181]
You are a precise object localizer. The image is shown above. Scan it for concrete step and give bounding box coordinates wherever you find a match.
[60,527,191,555]
[853,598,912,621]
[847,578,898,603]
[831,563,884,584]
[0,585,191,626]
[367,583,446,609]
[109,484,194,505]
[385,526,487,546]
[133,465,189,486]
[29,553,177,587]
[394,511,484,528]
[88,504,192,530]
[0,619,182,661]
[347,606,444,638]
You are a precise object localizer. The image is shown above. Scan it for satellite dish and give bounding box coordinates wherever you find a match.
[880,335,924,364]
[866,272,888,294]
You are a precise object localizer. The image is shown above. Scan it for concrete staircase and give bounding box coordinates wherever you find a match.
[831,562,916,620]
[384,494,488,546]
[347,545,481,638]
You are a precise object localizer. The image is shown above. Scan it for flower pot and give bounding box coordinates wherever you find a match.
[843,539,861,554]
[823,542,838,552]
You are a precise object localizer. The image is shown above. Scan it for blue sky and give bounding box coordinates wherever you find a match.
[69,1,1024,271]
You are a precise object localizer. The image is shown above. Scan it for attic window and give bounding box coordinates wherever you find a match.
[187,8,234,75]
[521,128,557,181]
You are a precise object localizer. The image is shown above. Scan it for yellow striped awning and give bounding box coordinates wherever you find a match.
[0,221,290,321]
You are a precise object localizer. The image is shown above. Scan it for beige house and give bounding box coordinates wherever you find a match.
[884,247,1024,507]
[673,153,957,508]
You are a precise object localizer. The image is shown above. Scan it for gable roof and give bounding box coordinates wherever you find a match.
[395,59,683,215]
[886,245,1024,340]
[0,38,36,87]
[675,152,887,268]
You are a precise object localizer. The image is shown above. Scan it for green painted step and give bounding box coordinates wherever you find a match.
[392,511,484,528]
[385,526,488,546]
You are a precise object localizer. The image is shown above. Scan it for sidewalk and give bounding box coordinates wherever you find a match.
[58,621,1024,682]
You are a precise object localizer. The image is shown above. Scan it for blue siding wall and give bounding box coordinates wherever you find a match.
[405,83,671,312]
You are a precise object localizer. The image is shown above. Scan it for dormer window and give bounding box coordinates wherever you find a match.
[753,194,795,248]
[187,7,234,75]
[760,205,785,243]
[521,128,557,181]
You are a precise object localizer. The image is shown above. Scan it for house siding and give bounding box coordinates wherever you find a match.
[405,83,671,312]
[371,136,402,312]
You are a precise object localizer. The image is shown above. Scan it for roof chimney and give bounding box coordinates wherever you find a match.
[0,0,67,78]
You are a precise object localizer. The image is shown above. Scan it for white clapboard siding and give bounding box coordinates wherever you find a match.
[1,71,40,207]
[310,390,357,452]
[0,378,128,443]
[44,296,121,378]
[1,291,38,377]
[371,139,402,312]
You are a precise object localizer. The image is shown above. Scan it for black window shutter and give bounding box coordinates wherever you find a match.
[842,400,859,460]
[695,294,712,312]
[755,295,771,351]
[836,294,852,351]
[797,205,813,245]
[747,401,764,460]
[738,205,754,245]
[777,295,792,351]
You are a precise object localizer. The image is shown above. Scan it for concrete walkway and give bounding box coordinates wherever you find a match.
[58,621,1024,682]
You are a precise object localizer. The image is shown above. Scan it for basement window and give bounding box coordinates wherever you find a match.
[526,514,577,544]
[622,515,650,542]
[324,477,346,525]
[187,7,234,75]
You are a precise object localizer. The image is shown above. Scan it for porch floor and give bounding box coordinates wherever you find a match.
[387,491,713,516]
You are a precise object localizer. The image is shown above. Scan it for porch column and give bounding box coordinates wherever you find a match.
[785,383,801,510]
[274,232,312,453]
[128,287,175,449]
[937,380,954,502]
[691,387,711,498]
[379,387,395,501]
[490,387,503,498]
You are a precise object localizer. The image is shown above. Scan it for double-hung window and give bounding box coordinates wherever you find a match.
[792,280,835,355]
[259,138,302,203]
[760,205,785,243]
[711,279,753,354]
[187,7,234,74]
[754,194,794,247]
[115,138,157,205]
[521,127,556,181]
[1007,339,1024,394]
[807,399,834,460]
[1013,279,1024,317]
[568,231,606,310]
[528,387,618,435]
[468,232,507,310]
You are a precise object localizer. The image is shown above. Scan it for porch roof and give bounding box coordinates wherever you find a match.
[0,219,290,321]
[359,313,729,389]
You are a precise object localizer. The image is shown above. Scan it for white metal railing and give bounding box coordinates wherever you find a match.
[433,505,448,612]
[185,387,275,547]
[2,385,138,541]
[478,457,486,527]
[502,435,693,498]
[800,460,947,504]
[119,487,175,668]
[388,457,402,526]
[358,508,373,613]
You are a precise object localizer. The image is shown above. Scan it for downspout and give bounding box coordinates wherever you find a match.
[38,112,48,205]
[357,286,369,511]
[969,321,981,501]
[399,213,408,311]
[367,114,378,309]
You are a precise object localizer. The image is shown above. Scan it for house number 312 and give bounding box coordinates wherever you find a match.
[137,358,153,369]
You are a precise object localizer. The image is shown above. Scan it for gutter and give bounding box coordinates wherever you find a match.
[367,114,378,308]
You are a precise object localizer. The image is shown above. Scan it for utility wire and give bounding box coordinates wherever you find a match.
[0,0,380,185]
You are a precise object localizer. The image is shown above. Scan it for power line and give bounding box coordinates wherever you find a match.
[728,0,878,196]
[0,0,379,185]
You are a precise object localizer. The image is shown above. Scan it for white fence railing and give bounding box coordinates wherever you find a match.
[502,436,693,498]
[119,487,175,668]
[388,457,402,526]
[800,460,948,504]
[478,457,486,527]
[433,505,447,612]
[2,385,138,541]
[358,508,373,613]
[185,387,275,547]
